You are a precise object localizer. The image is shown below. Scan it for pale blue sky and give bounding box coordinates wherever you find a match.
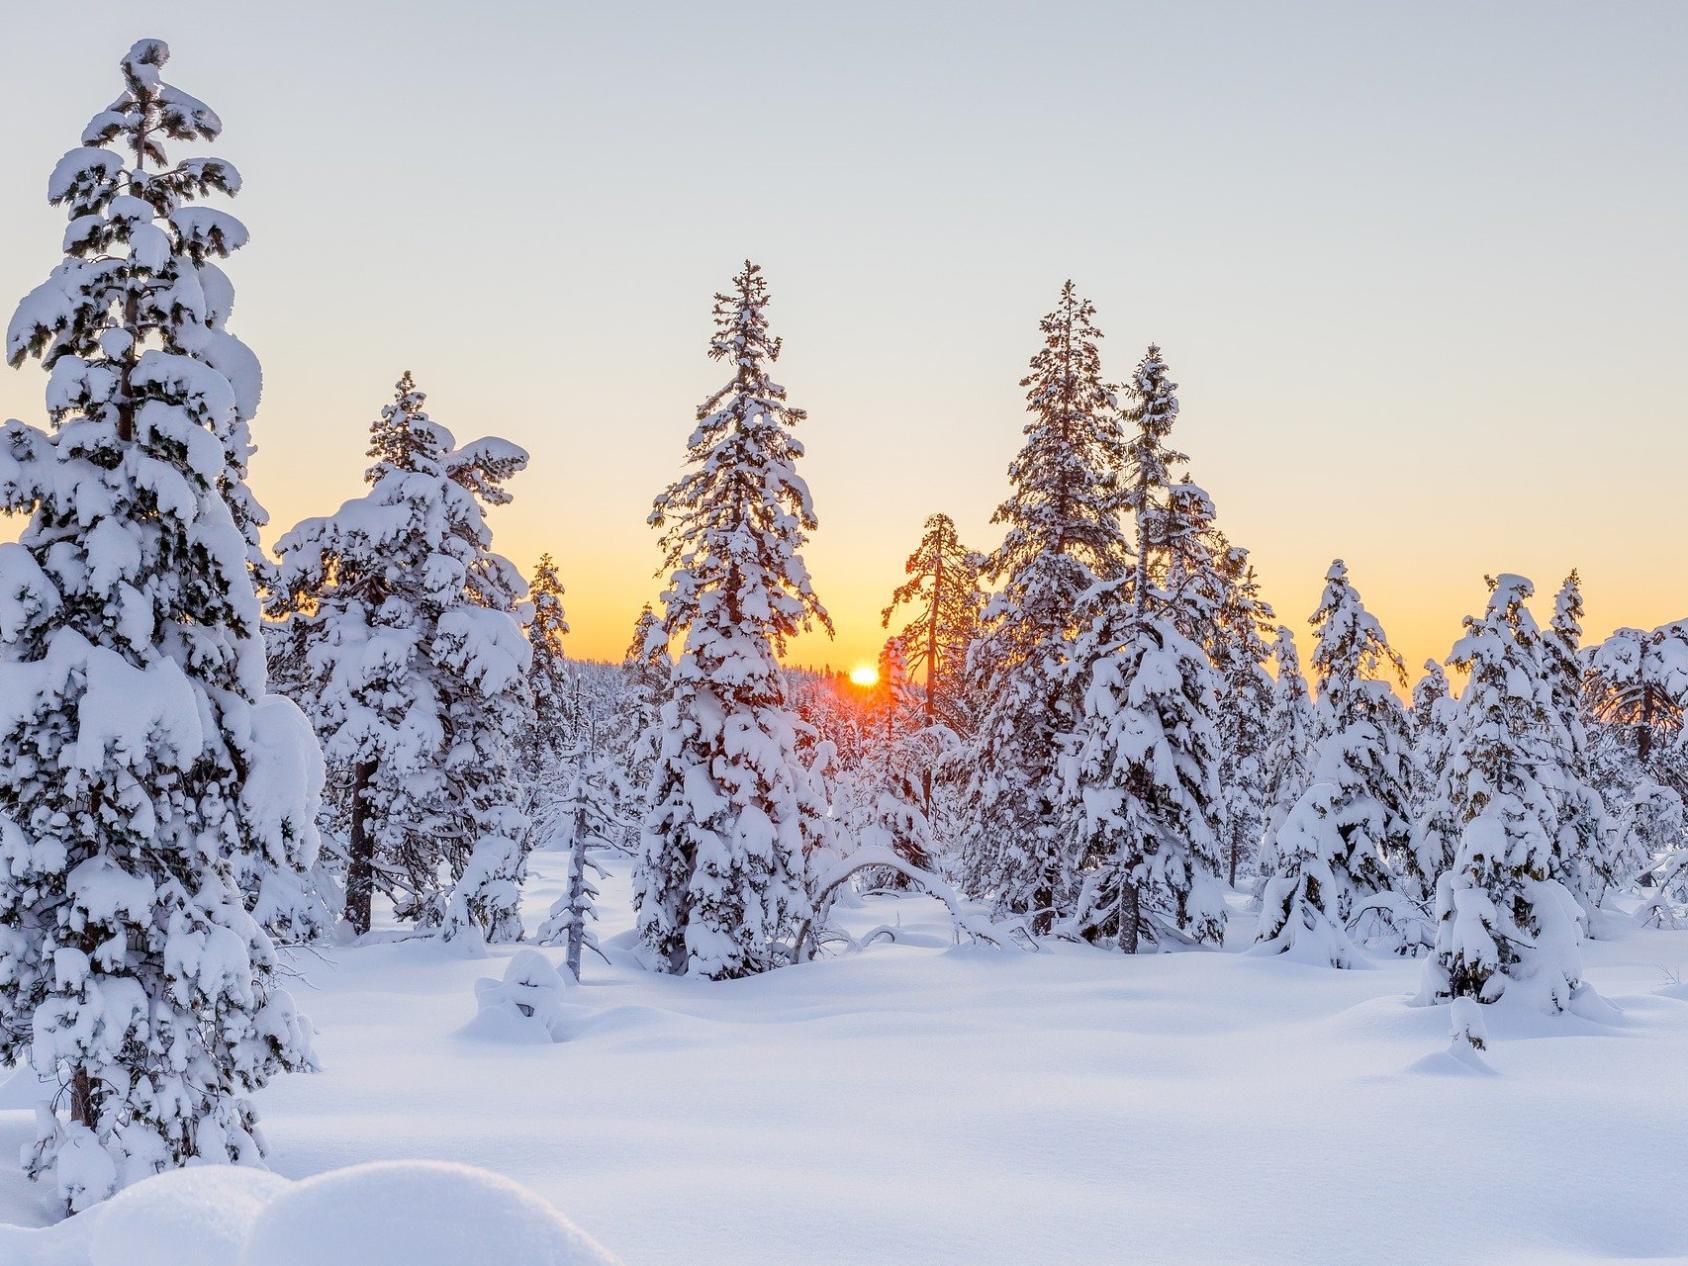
[1,2,1682,671]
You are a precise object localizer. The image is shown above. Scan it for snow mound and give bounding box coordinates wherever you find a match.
[90,1165,288,1266]
[464,948,576,1043]
[1403,1046,1501,1077]
[238,1161,617,1266]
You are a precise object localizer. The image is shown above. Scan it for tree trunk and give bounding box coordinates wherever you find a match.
[926,551,942,727]
[344,759,378,935]
[1031,878,1053,937]
[1227,827,1240,889]
[69,1066,95,1129]
[1119,879,1141,954]
[1639,689,1655,763]
[923,552,941,817]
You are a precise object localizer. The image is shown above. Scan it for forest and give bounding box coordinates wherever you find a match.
[0,34,1684,1266]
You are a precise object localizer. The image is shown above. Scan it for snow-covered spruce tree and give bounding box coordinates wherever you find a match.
[1420,575,1587,1012]
[520,553,572,778]
[1626,783,1688,927]
[270,375,532,943]
[0,39,317,1210]
[1253,782,1364,967]
[1406,657,1462,902]
[1255,626,1317,891]
[1305,563,1414,897]
[965,282,1126,934]
[1132,464,1277,891]
[535,753,617,982]
[1206,542,1276,888]
[1409,660,1456,817]
[1257,562,1419,957]
[1584,621,1688,769]
[882,512,985,734]
[1540,571,1616,913]
[1060,344,1226,951]
[613,604,669,846]
[635,261,832,979]
[1062,598,1228,950]
[1584,621,1688,895]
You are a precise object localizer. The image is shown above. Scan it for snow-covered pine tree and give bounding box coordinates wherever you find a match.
[965,282,1126,933]
[1409,660,1455,816]
[1206,543,1276,888]
[1062,600,1228,950]
[0,39,317,1209]
[1420,575,1586,1012]
[875,636,915,760]
[1625,783,1688,927]
[270,374,531,942]
[614,604,669,845]
[881,512,985,734]
[1130,465,1276,891]
[1584,621,1688,768]
[1540,571,1616,913]
[1257,563,1420,957]
[1406,657,1461,902]
[1253,782,1364,967]
[1584,621,1688,893]
[1060,344,1226,951]
[1255,626,1317,891]
[520,553,572,778]
[635,261,832,979]
[535,752,618,982]
[1301,562,1414,899]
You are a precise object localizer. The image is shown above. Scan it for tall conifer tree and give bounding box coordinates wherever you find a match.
[1061,345,1227,951]
[1541,571,1616,911]
[521,553,573,775]
[966,283,1126,932]
[1256,626,1318,891]
[1407,658,1461,901]
[635,262,831,979]
[0,40,316,1208]
[882,512,985,733]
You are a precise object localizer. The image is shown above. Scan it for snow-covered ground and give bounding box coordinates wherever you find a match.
[5,847,1688,1265]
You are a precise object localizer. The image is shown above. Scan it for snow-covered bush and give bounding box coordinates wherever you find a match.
[469,949,576,1043]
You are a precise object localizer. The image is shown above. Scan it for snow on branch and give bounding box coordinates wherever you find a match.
[795,846,1029,960]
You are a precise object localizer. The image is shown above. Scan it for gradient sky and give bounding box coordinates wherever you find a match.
[1,2,1683,681]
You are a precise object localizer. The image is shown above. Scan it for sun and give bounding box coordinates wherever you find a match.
[848,664,879,688]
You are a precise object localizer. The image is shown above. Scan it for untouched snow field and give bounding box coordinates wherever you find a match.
[4,847,1688,1265]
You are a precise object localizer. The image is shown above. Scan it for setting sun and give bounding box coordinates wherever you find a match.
[848,664,879,688]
